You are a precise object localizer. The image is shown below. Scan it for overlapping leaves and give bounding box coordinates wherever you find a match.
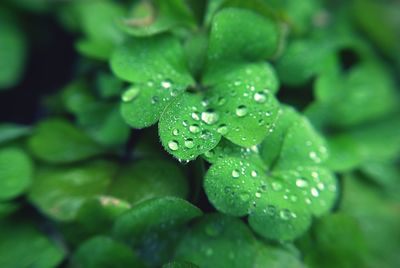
[112,8,281,161]
[204,107,337,240]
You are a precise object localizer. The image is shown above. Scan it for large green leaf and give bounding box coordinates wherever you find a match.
[175,213,305,268]
[112,197,202,245]
[205,107,337,240]
[111,34,194,128]
[108,159,189,204]
[71,236,144,268]
[28,119,105,163]
[0,147,33,200]
[29,160,118,221]
[0,220,64,268]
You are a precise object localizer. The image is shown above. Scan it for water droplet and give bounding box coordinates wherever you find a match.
[168,140,179,151]
[200,130,212,139]
[232,169,240,178]
[236,105,248,117]
[204,150,214,158]
[258,119,265,126]
[311,187,319,197]
[201,109,219,125]
[279,209,291,220]
[191,112,200,121]
[189,124,200,133]
[260,184,267,191]
[172,129,179,136]
[182,120,188,126]
[255,191,262,198]
[217,96,226,106]
[309,151,321,163]
[251,170,258,177]
[239,192,250,202]
[184,138,194,149]
[272,182,282,191]
[121,87,140,102]
[217,124,228,135]
[161,79,172,89]
[266,205,276,216]
[151,96,159,104]
[254,92,267,103]
[296,178,308,188]
[290,195,298,202]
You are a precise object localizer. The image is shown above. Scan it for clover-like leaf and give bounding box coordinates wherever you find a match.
[112,197,202,245]
[28,119,105,163]
[111,34,194,128]
[175,213,304,268]
[71,236,145,268]
[108,159,189,204]
[29,160,118,221]
[73,0,125,60]
[0,147,33,201]
[205,107,337,240]
[0,220,64,268]
[205,8,279,70]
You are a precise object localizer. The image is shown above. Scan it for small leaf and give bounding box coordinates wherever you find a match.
[112,197,202,245]
[0,123,31,145]
[175,213,304,267]
[159,93,222,160]
[0,11,27,89]
[206,8,279,69]
[71,236,145,268]
[28,119,105,163]
[76,196,131,236]
[205,107,337,240]
[111,34,194,128]
[0,220,64,268]
[108,159,189,204]
[29,160,118,221]
[0,147,33,201]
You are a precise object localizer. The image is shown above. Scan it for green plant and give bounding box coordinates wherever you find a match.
[0,0,399,267]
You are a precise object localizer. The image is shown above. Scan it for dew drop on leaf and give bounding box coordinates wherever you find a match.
[255,191,262,198]
[161,79,172,89]
[235,105,248,117]
[295,178,308,188]
[279,209,291,220]
[151,96,159,104]
[191,112,200,121]
[310,187,319,197]
[121,87,140,102]
[231,169,240,178]
[253,91,267,103]
[251,170,258,177]
[168,140,179,151]
[201,109,219,125]
[189,124,200,133]
[172,129,179,136]
[216,124,228,135]
[271,181,283,191]
[184,138,194,149]
[239,192,250,202]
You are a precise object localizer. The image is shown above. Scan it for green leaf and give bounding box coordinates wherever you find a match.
[0,11,27,89]
[76,196,131,236]
[29,160,118,221]
[206,8,279,70]
[112,34,194,128]
[314,62,398,127]
[298,213,368,268]
[205,107,337,240]
[28,119,105,163]
[0,123,31,145]
[108,159,189,204]
[73,0,125,60]
[159,92,222,160]
[112,197,202,245]
[120,0,196,36]
[0,147,33,200]
[71,236,144,268]
[163,261,200,268]
[0,220,64,268]
[160,63,280,160]
[175,213,304,268]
